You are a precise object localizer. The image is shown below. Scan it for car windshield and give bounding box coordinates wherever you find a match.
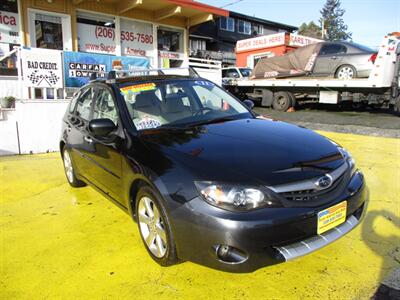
[239,68,252,77]
[119,79,252,131]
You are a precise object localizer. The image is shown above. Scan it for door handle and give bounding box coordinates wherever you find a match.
[331,56,338,60]
[84,136,93,143]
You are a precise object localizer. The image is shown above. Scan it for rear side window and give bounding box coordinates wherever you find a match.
[320,44,347,55]
[75,87,94,121]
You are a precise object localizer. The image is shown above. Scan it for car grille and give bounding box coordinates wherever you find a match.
[267,163,349,207]
[280,174,345,202]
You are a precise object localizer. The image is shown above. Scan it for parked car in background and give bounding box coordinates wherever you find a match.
[312,41,377,79]
[222,67,252,80]
[60,71,367,272]
[222,67,253,99]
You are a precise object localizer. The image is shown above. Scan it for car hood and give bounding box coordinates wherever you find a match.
[140,118,344,186]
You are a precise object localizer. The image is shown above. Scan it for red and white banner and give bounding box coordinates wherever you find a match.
[77,23,116,55]
[120,19,153,57]
[236,32,285,53]
[289,34,322,47]
[0,8,20,44]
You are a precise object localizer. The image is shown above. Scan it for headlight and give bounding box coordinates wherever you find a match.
[338,147,356,171]
[195,181,281,212]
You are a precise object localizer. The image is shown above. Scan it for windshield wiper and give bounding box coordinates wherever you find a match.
[185,116,238,128]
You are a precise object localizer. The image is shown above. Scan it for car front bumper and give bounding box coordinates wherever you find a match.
[169,171,368,272]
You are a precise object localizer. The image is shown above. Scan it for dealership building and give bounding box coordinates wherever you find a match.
[0,0,227,96]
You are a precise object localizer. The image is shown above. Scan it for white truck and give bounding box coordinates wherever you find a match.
[229,35,400,112]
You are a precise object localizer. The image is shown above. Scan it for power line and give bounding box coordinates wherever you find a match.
[220,0,244,9]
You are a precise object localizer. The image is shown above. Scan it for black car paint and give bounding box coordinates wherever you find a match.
[61,76,367,272]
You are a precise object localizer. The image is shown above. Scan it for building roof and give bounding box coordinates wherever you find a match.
[230,11,297,32]
[166,0,229,16]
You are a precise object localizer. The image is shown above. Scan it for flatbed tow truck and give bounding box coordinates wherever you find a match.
[228,34,400,112]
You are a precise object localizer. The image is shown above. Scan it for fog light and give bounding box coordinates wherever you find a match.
[216,244,248,264]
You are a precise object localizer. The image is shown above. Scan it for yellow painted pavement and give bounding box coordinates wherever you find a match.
[1,131,399,299]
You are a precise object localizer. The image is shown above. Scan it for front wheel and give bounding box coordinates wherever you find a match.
[336,65,357,80]
[62,148,86,187]
[135,186,179,266]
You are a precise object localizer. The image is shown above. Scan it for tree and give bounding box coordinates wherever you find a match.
[298,22,322,39]
[320,0,352,41]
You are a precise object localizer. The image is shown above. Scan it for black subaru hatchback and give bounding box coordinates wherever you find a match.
[60,72,367,272]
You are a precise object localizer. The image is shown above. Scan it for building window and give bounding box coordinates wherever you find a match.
[120,19,154,58]
[219,17,234,32]
[34,14,63,50]
[238,20,251,35]
[77,12,116,55]
[254,24,263,35]
[190,39,206,53]
[157,27,183,53]
[0,0,20,45]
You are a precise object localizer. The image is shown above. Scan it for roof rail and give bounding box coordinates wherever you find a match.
[97,67,200,83]
[87,67,200,83]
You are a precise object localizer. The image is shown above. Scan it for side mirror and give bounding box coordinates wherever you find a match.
[243,99,255,110]
[89,118,117,137]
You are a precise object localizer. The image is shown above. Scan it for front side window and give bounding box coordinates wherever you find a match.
[224,69,240,78]
[220,17,235,32]
[119,79,251,131]
[75,87,94,120]
[239,68,252,77]
[238,20,251,35]
[92,88,118,125]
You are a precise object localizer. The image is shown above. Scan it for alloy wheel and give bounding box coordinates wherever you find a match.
[337,66,355,79]
[138,196,168,258]
[63,150,74,183]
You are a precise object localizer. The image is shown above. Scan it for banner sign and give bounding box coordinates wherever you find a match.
[236,33,285,53]
[77,23,116,55]
[64,51,150,87]
[21,48,63,88]
[0,0,20,44]
[289,34,322,47]
[120,19,154,57]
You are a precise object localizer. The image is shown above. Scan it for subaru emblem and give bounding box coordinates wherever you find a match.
[315,174,333,190]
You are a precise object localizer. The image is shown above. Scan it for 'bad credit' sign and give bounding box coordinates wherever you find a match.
[21,48,63,88]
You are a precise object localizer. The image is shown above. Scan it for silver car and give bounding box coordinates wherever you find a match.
[312,42,377,79]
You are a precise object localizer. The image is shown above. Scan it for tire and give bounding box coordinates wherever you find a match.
[135,185,179,266]
[62,147,86,187]
[336,65,357,80]
[272,91,291,111]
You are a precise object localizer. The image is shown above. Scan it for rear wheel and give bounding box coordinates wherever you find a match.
[62,148,86,187]
[272,91,292,111]
[336,65,357,80]
[135,186,179,266]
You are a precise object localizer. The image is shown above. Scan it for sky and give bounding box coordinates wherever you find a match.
[197,0,400,49]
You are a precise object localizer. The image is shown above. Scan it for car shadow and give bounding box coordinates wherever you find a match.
[361,209,400,284]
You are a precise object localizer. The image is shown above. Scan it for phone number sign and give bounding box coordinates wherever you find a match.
[77,20,154,57]
[121,19,153,57]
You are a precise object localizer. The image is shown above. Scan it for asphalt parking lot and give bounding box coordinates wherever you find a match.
[253,105,400,138]
[1,131,399,299]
